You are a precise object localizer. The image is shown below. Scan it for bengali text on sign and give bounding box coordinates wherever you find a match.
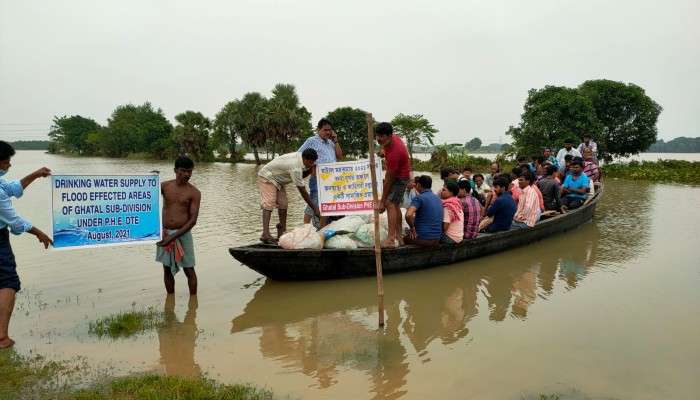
[317,159,383,216]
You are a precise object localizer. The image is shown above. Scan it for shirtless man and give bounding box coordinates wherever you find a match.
[156,156,201,295]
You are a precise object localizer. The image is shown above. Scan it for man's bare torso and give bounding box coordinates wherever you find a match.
[162,180,200,230]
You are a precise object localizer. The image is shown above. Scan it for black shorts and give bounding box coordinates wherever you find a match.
[387,179,409,204]
[0,228,19,292]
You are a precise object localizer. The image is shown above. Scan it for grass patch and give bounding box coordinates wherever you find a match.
[0,350,67,399]
[0,350,275,400]
[71,375,274,400]
[88,308,164,338]
[602,159,700,185]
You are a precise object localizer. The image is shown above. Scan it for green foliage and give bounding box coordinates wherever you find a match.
[266,83,312,155]
[88,308,164,339]
[48,115,102,154]
[578,79,662,160]
[508,86,602,157]
[100,103,174,159]
[602,160,700,185]
[213,100,241,160]
[326,106,368,157]
[390,113,438,160]
[236,92,270,164]
[648,137,700,153]
[509,80,662,160]
[465,137,482,151]
[173,111,214,162]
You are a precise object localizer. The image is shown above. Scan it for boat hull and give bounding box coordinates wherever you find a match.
[230,188,601,280]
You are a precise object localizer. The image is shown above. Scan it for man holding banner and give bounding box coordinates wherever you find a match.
[0,141,53,349]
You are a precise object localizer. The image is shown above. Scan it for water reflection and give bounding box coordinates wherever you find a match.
[230,182,653,399]
[158,295,201,377]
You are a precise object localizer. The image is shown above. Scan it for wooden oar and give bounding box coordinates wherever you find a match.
[366,113,385,328]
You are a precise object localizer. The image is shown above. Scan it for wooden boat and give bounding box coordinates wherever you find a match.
[230,184,603,281]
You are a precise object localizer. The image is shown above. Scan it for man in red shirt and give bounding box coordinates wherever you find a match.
[374,122,411,247]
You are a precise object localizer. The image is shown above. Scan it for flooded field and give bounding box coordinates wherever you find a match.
[8,151,700,399]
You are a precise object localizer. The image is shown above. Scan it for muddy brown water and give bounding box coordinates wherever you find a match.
[8,151,700,399]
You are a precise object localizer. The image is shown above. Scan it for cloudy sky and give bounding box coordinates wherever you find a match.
[1,0,698,144]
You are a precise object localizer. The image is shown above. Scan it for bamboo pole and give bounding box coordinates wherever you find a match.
[366,113,385,328]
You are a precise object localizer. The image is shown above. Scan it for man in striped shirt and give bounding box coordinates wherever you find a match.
[457,180,481,239]
[511,170,541,229]
[298,118,343,228]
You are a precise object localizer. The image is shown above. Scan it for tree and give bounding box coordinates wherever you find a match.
[266,83,312,156]
[325,107,368,157]
[100,103,173,158]
[465,137,482,151]
[507,86,602,156]
[236,92,269,165]
[172,111,213,162]
[390,113,438,160]
[578,79,662,160]
[48,115,101,154]
[213,100,241,160]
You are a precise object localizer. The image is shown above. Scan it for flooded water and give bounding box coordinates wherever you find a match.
[9,151,700,399]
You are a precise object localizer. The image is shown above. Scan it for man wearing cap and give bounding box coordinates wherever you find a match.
[556,139,582,169]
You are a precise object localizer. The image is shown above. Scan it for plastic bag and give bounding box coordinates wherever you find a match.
[324,234,359,249]
[278,224,325,250]
[320,215,366,235]
[353,223,388,247]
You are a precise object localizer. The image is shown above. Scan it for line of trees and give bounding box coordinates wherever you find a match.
[47,84,442,163]
[507,79,662,161]
[647,137,700,153]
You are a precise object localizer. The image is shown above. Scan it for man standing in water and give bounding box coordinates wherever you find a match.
[0,141,53,349]
[157,156,201,296]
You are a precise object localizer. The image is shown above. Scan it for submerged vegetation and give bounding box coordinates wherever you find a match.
[602,160,700,185]
[0,350,274,400]
[88,308,164,338]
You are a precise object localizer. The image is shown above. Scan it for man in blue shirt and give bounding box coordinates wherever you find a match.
[298,118,343,229]
[404,175,443,246]
[484,176,517,232]
[560,159,590,211]
[0,141,53,348]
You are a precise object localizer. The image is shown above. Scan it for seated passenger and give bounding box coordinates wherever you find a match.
[561,160,590,211]
[472,173,491,196]
[511,171,542,229]
[404,175,443,246]
[555,154,573,183]
[582,148,600,182]
[458,180,482,240]
[485,162,500,187]
[440,167,460,185]
[481,176,517,232]
[510,166,524,203]
[439,181,464,244]
[459,166,473,183]
[537,164,561,211]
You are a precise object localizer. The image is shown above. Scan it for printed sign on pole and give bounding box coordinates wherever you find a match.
[51,174,161,249]
[317,159,383,216]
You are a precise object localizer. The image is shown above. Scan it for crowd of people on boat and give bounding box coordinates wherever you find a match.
[254,118,601,248]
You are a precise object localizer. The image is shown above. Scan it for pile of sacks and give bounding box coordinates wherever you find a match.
[278,211,409,250]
